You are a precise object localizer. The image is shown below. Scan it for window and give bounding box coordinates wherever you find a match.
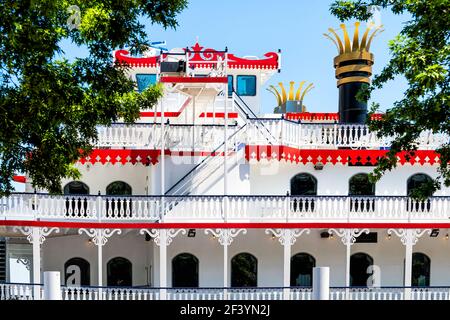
[349,173,375,212]
[227,75,234,97]
[63,181,90,218]
[172,253,199,288]
[136,74,157,93]
[290,173,317,212]
[407,174,433,212]
[291,253,315,286]
[236,75,256,96]
[107,257,132,287]
[350,252,374,287]
[106,181,132,195]
[106,181,132,218]
[65,257,90,286]
[231,253,257,287]
[64,181,89,195]
[411,253,431,286]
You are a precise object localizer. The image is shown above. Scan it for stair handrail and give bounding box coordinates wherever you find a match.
[164,123,247,196]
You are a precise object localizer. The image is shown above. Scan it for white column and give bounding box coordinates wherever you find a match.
[312,267,330,300]
[160,98,165,221]
[266,229,310,300]
[192,95,196,152]
[159,229,167,299]
[328,228,369,297]
[43,271,61,300]
[79,228,121,299]
[387,228,431,300]
[205,228,247,299]
[13,226,59,300]
[140,228,186,300]
[98,239,103,287]
[32,227,41,294]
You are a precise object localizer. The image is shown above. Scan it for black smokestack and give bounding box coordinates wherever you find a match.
[325,22,383,124]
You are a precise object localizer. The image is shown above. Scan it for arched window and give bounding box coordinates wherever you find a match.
[172,253,199,288]
[290,173,317,212]
[65,257,90,286]
[407,174,433,212]
[350,252,374,287]
[107,257,132,287]
[412,252,430,286]
[291,253,315,286]
[231,253,257,287]
[106,181,132,195]
[64,181,90,195]
[63,181,90,218]
[105,181,132,218]
[349,173,376,212]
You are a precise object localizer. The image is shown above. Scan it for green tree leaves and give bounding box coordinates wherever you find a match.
[331,0,450,198]
[0,0,187,195]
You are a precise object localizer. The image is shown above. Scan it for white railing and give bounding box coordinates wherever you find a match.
[247,119,448,150]
[330,287,450,300]
[2,194,450,223]
[0,283,38,300]
[96,123,239,150]
[8,284,450,300]
[62,286,160,300]
[164,195,450,222]
[96,120,448,150]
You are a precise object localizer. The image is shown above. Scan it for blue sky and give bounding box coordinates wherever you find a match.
[137,0,409,114]
[59,0,410,114]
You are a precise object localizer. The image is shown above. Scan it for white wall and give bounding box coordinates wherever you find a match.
[43,231,153,286]
[249,162,449,196]
[38,228,450,287]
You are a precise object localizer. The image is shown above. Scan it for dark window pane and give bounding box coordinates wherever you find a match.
[236,75,256,96]
[350,253,374,287]
[65,257,90,286]
[290,253,315,286]
[107,257,132,287]
[412,253,430,286]
[172,253,199,288]
[227,75,233,97]
[136,74,157,93]
[231,253,257,287]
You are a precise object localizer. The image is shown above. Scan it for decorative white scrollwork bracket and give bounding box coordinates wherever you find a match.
[78,228,122,246]
[204,229,247,246]
[13,226,60,245]
[328,228,370,245]
[387,229,431,246]
[265,229,310,246]
[140,229,186,246]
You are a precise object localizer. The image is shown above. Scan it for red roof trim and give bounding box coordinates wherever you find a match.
[160,76,228,83]
[13,176,26,183]
[139,111,181,117]
[114,43,279,70]
[1,220,449,229]
[199,112,239,119]
[285,112,384,121]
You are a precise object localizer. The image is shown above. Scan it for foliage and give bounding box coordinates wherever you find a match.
[0,0,187,195]
[330,0,450,199]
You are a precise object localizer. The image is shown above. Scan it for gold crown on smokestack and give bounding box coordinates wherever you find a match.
[324,22,384,87]
[267,81,314,108]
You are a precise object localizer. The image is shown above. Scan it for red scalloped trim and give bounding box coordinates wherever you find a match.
[114,43,279,70]
[245,145,441,166]
[285,113,384,121]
